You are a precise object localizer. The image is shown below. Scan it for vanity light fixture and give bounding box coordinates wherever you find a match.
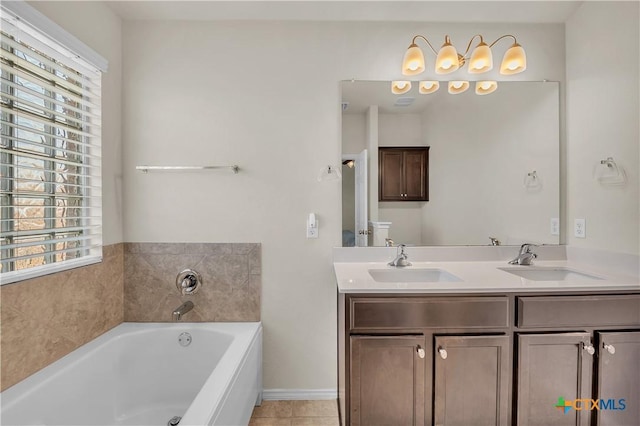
[448,81,469,94]
[391,80,412,94]
[475,80,498,95]
[402,34,526,76]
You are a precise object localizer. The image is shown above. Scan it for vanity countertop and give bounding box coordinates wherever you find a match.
[333,259,640,294]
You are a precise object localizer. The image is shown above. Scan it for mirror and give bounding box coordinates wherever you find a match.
[341,80,560,247]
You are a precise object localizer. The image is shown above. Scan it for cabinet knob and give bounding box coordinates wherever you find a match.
[416,345,425,359]
[582,342,595,356]
[437,347,448,359]
[603,343,616,355]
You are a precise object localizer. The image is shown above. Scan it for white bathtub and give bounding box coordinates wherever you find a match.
[0,322,262,426]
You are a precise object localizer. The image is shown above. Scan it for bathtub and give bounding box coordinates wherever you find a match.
[0,322,262,426]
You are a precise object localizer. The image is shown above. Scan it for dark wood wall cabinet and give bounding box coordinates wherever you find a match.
[379,147,429,201]
[337,292,640,426]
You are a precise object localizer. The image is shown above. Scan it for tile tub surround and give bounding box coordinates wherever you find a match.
[0,244,124,391]
[124,243,261,322]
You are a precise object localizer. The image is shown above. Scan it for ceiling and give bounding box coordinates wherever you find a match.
[106,1,583,23]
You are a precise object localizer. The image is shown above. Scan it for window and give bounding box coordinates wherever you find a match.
[0,3,105,284]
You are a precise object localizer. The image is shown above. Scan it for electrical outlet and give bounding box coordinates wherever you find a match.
[574,218,586,238]
[551,218,560,236]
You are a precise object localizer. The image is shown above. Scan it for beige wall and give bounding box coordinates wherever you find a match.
[122,20,565,391]
[566,1,640,255]
[1,244,123,391]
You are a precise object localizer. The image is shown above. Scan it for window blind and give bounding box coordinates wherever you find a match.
[0,5,103,284]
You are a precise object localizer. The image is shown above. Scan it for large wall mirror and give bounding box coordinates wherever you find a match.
[341,80,560,247]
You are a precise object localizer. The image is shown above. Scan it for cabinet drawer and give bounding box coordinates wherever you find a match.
[350,297,509,330]
[517,295,640,328]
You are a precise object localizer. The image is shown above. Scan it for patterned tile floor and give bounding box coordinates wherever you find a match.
[249,400,339,426]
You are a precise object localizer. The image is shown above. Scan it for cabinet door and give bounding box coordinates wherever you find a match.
[350,335,425,426]
[517,333,593,426]
[379,149,404,201]
[596,331,640,426]
[433,335,510,426]
[403,149,428,201]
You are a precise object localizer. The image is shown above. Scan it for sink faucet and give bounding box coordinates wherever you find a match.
[388,244,412,267]
[509,243,538,265]
[172,301,194,322]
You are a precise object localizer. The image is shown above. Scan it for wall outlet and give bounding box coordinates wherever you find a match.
[306,217,318,239]
[550,218,560,236]
[574,218,586,238]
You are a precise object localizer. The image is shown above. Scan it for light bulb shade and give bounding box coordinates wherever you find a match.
[475,80,498,95]
[391,80,412,94]
[402,43,425,76]
[448,81,469,94]
[419,81,439,94]
[435,38,459,74]
[500,43,527,75]
[468,42,493,74]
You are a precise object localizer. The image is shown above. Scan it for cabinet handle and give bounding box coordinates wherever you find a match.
[437,346,448,360]
[416,345,425,359]
[603,343,616,355]
[582,342,595,356]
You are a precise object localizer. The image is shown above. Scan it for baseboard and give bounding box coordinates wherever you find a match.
[262,389,337,400]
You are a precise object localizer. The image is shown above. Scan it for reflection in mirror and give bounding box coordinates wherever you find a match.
[341,80,560,247]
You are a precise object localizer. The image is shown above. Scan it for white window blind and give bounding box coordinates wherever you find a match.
[0,5,104,284]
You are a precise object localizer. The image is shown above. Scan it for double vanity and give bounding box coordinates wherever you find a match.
[334,245,640,426]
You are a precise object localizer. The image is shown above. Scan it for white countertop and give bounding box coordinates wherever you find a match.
[334,259,640,294]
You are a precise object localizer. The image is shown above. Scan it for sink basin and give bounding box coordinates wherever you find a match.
[498,267,603,281]
[369,268,462,283]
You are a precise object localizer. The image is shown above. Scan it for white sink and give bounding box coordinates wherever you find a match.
[369,268,462,283]
[498,267,603,281]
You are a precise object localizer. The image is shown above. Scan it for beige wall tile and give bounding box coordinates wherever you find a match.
[0,243,124,391]
[123,243,261,322]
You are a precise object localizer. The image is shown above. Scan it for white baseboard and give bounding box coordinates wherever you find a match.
[262,389,337,400]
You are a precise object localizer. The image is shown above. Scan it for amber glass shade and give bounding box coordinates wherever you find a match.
[391,81,412,94]
[419,81,439,94]
[475,81,498,95]
[468,42,493,74]
[448,81,469,94]
[402,44,426,76]
[500,43,527,75]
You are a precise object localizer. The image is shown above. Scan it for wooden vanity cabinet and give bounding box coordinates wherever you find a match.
[379,147,429,201]
[350,335,426,426]
[338,292,640,426]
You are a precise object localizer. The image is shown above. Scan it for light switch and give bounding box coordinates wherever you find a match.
[551,218,560,236]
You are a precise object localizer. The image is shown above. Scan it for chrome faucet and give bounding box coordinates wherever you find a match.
[172,301,194,322]
[388,244,412,267]
[385,238,394,247]
[509,243,538,265]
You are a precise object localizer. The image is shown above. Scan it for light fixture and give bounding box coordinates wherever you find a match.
[448,81,469,94]
[391,80,412,94]
[342,159,355,168]
[419,81,439,94]
[475,80,498,95]
[401,34,526,76]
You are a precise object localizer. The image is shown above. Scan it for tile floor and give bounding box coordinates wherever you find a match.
[249,400,339,426]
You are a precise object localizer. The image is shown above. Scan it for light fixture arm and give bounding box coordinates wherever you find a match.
[411,35,439,55]
[461,34,485,58]
[488,34,518,48]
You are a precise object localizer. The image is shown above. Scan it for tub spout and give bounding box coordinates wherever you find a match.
[172,301,194,322]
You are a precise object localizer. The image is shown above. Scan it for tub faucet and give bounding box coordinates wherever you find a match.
[172,301,194,322]
[509,243,538,266]
[388,244,412,267]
